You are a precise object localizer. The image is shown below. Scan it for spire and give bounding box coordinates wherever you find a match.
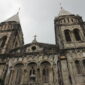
[60,3,63,10]
[6,13,20,23]
[0,8,21,24]
[58,8,72,16]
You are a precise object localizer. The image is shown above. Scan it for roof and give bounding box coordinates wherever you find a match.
[6,13,20,23]
[58,8,72,16]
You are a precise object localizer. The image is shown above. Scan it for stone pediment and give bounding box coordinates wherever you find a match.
[10,42,58,54]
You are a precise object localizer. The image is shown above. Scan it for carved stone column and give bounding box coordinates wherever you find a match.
[49,67,53,85]
[53,64,58,85]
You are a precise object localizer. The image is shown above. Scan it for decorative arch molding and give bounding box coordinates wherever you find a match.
[14,62,24,67]
[40,61,51,66]
[28,62,37,66]
[40,60,52,66]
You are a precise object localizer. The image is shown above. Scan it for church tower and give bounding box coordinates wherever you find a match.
[54,8,85,50]
[0,14,24,53]
[54,8,85,85]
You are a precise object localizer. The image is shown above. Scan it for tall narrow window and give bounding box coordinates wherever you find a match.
[29,67,36,82]
[15,63,23,85]
[73,29,81,41]
[28,62,37,83]
[75,60,81,74]
[64,29,71,42]
[1,36,7,48]
[41,61,50,83]
[16,69,22,84]
[43,68,49,83]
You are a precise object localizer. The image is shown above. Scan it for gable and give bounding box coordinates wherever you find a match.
[10,42,58,54]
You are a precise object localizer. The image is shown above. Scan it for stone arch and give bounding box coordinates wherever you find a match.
[15,63,24,67]
[28,62,37,66]
[40,61,51,66]
[64,29,71,42]
[41,61,51,66]
[14,62,24,68]
[73,29,81,41]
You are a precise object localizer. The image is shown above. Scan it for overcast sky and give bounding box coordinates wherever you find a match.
[0,0,85,44]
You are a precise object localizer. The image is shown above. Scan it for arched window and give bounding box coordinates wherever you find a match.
[0,36,7,48]
[28,62,37,83]
[73,29,81,41]
[16,68,22,84]
[41,61,51,83]
[42,68,49,83]
[15,63,24,85]
[75,60,81,74]
[64,29,71,42]
[29,67,36,82]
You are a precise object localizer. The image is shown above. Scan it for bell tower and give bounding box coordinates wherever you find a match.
[54,8,85,50]
[0,14,24,53]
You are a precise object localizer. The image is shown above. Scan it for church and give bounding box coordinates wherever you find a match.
[0,8,85,85]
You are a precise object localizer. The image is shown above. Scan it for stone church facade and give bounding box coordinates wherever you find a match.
[0,8,85,85]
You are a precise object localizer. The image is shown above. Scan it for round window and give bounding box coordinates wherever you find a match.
[31,46,36,51]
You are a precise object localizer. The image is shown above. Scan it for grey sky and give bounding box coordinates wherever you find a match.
[0,0,85,44]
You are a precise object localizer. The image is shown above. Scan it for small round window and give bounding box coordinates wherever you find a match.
[31,46,36,51]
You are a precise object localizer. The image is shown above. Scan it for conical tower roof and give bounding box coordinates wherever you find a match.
[6,13,20,23]
[58,8,72,16]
